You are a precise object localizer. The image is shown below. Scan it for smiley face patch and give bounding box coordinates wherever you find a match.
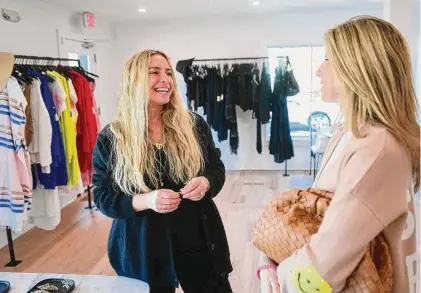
[291,265,333,293]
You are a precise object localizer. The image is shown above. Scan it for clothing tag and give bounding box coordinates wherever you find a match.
[55,114,59,121]
[217,96,221,102]
[221,94,224,101]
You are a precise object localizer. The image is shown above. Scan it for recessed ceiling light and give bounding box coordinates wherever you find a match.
[138,8,147,13]
[251,0,260,6]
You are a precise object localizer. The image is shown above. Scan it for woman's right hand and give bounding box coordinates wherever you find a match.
[133,189,181,213]
[260,266,280,293]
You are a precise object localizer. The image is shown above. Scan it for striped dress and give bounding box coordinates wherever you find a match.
[0,77,32,232]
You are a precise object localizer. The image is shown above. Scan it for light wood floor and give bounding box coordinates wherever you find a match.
[0,171,418,293]
[0,170,296,292]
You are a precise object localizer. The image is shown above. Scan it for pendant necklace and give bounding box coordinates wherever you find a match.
[156,146,164,188]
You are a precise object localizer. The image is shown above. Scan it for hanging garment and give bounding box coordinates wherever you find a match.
[196,75,208,113]
[257,63,271,124]
[28,78,52,173]
[176,58,195,109]
[29,187,61,231]
[30,71,68,189]
[216,71,229,142]
[225,65,237,123]
[68,79,79,123]
[225,65,239,154]
[48,75,67,116]
[250,64,262,154]
[229,117,239,155]
[0,77,32,232]
[269,65,294,163]
[90,82,101,132]
[205,67,216,129]
[237,64,254,112]
[23,85,34,146]
[48,71,80,186]
[70,70,98,186]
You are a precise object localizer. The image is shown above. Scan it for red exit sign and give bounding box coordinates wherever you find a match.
[83,12,95,28]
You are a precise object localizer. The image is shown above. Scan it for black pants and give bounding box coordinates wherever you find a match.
[150,250,232,293]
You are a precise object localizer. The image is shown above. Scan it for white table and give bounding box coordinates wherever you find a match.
[0,272,149,293]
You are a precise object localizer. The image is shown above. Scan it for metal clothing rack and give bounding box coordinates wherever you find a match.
[192,55,292,175]
[5,227,21,267]
[77,185,96,210]
[4,55,96,267]
[192,56,287,62]
[14,55,99,78]
[283,160,290,177]
[14,55,81,67]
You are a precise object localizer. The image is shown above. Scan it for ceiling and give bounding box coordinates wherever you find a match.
[39,0,383,23]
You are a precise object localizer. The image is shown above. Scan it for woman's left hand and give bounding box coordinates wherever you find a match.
[180,176,210,201]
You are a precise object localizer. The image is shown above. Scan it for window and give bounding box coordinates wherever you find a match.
[267,46,340,139]
[68,53,90,72]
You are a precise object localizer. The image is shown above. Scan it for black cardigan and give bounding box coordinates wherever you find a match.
[92,112,232,288]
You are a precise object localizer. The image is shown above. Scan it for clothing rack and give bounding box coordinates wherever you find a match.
[14,55,99,78]
[84,185,96,210]
[192,56,287,62]
[4,55,98,267]
[14,55,81,67]
[4,226,22,267]
[184,55,295,168]
[283,160,289,177]
[76,185,96,210]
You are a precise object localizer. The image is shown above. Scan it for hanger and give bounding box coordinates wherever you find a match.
[13,58,34,84]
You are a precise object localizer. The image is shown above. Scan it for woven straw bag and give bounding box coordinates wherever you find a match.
[252,187,393,293]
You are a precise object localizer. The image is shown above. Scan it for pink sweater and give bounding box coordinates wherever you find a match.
[276,124,418,293]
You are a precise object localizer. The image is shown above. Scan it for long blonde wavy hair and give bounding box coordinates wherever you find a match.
[325,15,420,191]
[110,50,204,195]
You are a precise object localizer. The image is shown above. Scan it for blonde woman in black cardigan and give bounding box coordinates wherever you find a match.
[92,50,233,293]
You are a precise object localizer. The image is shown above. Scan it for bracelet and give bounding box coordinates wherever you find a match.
[256,264,277,280]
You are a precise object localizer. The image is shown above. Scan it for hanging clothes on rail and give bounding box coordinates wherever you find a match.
[29,70,68,189]
[5,56,101,232]
[48,71,80,187]
[0,77,32,232]
[176,56,299,162]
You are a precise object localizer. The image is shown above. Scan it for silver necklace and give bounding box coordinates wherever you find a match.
[155,147,164,188]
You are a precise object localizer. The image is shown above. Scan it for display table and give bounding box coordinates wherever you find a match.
[0,272,149,292]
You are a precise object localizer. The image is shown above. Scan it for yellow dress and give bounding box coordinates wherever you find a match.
[48,71,80,186]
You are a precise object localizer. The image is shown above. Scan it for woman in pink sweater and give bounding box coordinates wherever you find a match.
[258,16,420,293]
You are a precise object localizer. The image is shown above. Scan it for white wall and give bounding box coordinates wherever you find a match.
[0,0,113,54]
[0,0,115,128]
[109,8,382,171]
